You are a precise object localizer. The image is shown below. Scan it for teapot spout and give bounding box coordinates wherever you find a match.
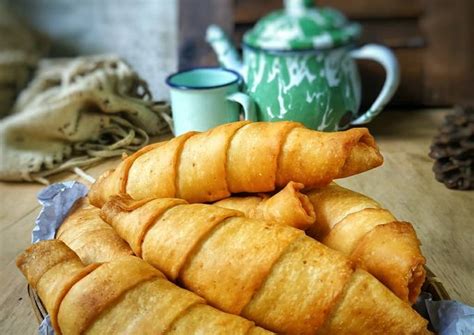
[206,25,243,77]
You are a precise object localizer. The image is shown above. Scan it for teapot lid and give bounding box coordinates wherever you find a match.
[243,0,361,51]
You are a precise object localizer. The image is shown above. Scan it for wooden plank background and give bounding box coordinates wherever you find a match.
[179,0,474,107]
[421,0,474,105]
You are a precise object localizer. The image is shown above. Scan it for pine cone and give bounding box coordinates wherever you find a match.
[429,106,474,190]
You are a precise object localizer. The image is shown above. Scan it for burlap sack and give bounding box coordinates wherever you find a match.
[0,55,171,183]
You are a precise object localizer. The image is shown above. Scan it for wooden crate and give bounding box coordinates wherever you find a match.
[179,0,474,107]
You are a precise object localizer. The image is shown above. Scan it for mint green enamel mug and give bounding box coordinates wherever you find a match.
[166,67,257,135]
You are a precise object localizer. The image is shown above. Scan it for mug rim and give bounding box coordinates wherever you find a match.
[166,66,241,90]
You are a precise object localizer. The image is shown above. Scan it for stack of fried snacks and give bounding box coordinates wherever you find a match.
[16,121,431,334]
[16,240,272,335]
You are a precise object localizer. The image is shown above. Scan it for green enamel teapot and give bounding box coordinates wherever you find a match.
[206,0,400,130]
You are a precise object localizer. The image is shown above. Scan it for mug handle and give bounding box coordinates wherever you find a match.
[349,44,400,125]
[227,92,258,121]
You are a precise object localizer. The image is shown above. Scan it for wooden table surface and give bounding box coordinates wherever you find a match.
[1,109,473,333]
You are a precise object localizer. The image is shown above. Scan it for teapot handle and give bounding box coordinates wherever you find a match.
[349,44,400,125]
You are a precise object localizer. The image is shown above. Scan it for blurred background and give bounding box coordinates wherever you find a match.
[3,0,177,101]
[2,0,473,107]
